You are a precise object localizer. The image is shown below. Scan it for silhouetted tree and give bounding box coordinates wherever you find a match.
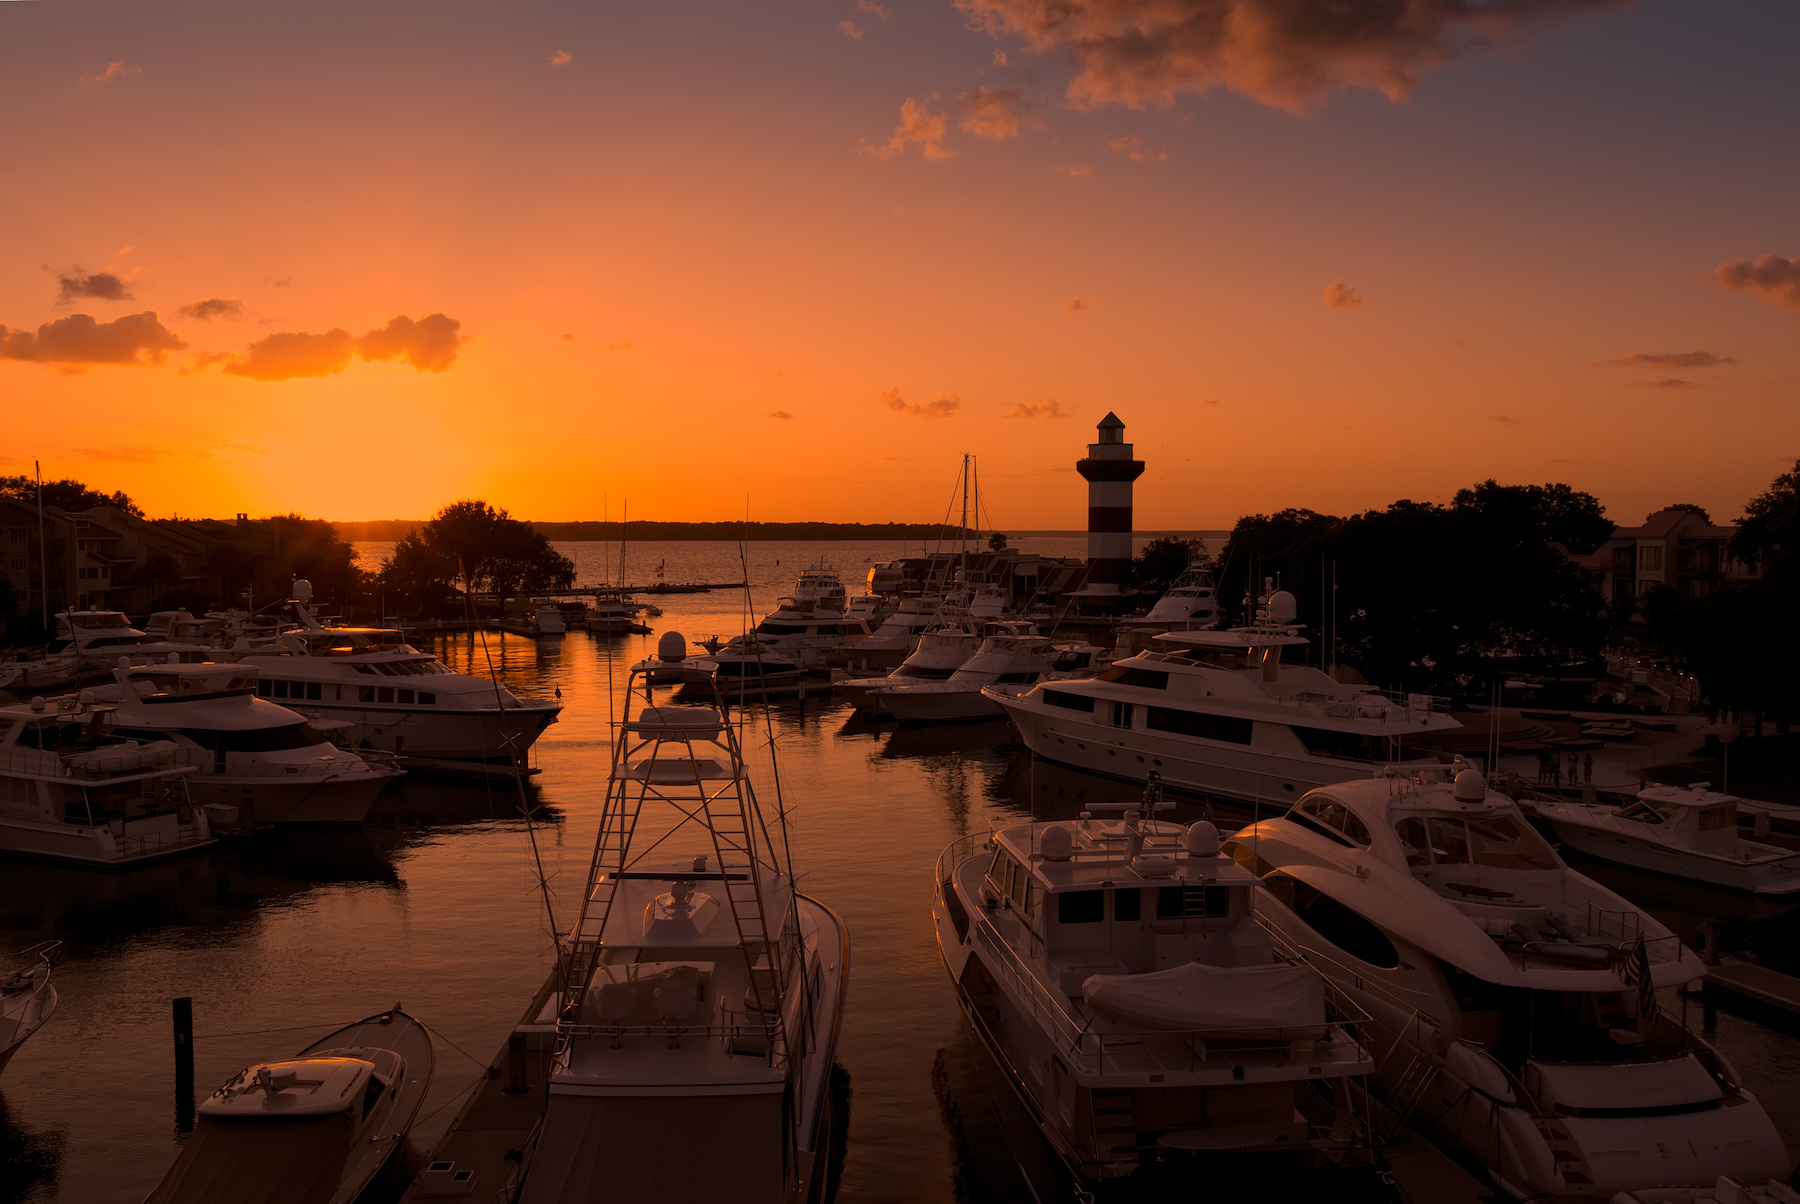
[1451,480,1613,554]
[379,500,574,615]
[1651,503,1713,525]
[1128,536,1208,597]
[0,475,143,517]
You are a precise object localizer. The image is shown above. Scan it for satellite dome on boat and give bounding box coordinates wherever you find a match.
[1040,825,1073,861]
[1183,821,1220,857]
[1453,768,1487,804]
[657,630,687,662]
[292,579,313,603]
[1268,590,1298,625]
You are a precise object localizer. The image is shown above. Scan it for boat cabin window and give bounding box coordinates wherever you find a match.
[1057,890,1105,924]
[1412,814,1557,870]
[1614,801,1666,825]
[995,671,1041,684]
[1097,666,1169,690]
[258,679,325,701]
[1288,795,1370,846]
[1395,818,1432,869]
[1697,805,1735,831]
[177,724,331,752]
[755,622,803,635]
[361,1073,388,1119]
[1155,885,1235,919]
[1293,726,1390,763]
[1223,841,1279,879]
[1114,888,1142,920]
[1144,706,1253,745]
[1263,872,1400,969]
[1041,689,1096,713]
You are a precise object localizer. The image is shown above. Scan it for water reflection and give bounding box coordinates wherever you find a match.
[0,1099,64,1204]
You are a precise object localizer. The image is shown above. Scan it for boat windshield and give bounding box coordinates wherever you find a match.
[1615,801,1670,825]
[1393,813,1558,871]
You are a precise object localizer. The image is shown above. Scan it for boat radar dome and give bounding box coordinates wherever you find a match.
[1183,821,1221,857]
[1268,590,1298,625]
[292,579,313,603]
[657,630,687,662]
[1453,768,1487,804]
[1041,825,1074,861]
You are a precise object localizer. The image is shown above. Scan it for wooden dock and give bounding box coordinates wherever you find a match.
[403,977,560,1201]
[1701,957,1800,1018]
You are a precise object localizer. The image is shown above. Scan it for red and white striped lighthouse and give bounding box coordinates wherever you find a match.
[1076,412,1145,594]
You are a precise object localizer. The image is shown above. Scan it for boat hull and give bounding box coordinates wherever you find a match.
[1544,819,1800,895]
[0,811,214,868]
[186,767,398,824]
[279,700,560,760]
[877,687,1001,723]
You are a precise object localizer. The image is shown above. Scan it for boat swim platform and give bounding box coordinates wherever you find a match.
[402,980,560,1202]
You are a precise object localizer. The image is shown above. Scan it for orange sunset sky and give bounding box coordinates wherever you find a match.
[3,0,1797,530]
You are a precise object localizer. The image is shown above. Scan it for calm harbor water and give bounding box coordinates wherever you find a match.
[5,539,1800,1203]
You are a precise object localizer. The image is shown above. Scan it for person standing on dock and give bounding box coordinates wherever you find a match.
[1582,752,1593,785]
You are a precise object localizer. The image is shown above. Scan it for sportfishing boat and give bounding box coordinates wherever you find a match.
[517,671,849,1203]
[876,631,1100,723]
[1530,783,1800,895]
[1128,557,1221,631]
[1227,765,1789,1200]
[836,627,980,710]
[90,661,402,824]
[988,582,1461,807]
[933,806,1379,1187]
[226,583,561,765]
[0,941,59,1077]
[146,1006,435,1204]
[0,696,213,866]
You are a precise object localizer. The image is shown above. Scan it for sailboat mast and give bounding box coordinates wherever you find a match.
[960,453,969,566]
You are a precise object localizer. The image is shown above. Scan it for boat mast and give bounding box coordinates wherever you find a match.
[960,453,969,576]
[35,460,47,628]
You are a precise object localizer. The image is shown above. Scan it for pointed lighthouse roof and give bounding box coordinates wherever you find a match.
[1097,411,1124,430]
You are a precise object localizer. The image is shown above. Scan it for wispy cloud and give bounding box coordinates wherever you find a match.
[1321,278,1363,310]
[606,339,634,351]
[80,61,140,87]
[1057,163,1094,177]
[961,86,1028,140]
[766,409,797,420]
[548,49,573,67]
[838,20,865,38]
[215,313,465,382]
[178,297,243,321]
[864,98,954,160]
[1005,398,1067,419]
[1109,134,1166,163]
[1490,414,1520,425]
[1610,350,1732,369]
[1715,254,1800,316]
[1062,296,1098,313]
[881,387,960,419]
[956,0,1622,114]
[57,271,133,303]
[1631,377,1700,390]
[0,311,185,369]
[857,0,890,15]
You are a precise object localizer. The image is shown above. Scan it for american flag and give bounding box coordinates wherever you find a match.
[1623,938,1657,1021]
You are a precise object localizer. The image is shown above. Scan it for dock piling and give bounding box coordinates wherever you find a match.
[173,996,195,1132]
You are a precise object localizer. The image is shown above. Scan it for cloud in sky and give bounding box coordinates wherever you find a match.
[956,0,1620,114]
[1062,296,1097,313]
[220,313,465,382]
[1610,350,1733,369]
[0,311,186,368]
[606,339,634,351]
[838,20,864,39]
[1005,398,1067,418]
[80,447,161,463]
[1491,414,1520,425]
[1057,162,1094,176]
[1715,254,1800,315]
[80,61,140,87]
[57,271,133,303]
[1632,377,1700,390]
[1109,134,1166,163]
[766,409,796,419]
[869,98,954,160]
[960,87,1028,140]
[548,49,572,66]
[1321,278,1363,309]
[857,0,890,15]
[881,387,960,418]
[179,297,243,321]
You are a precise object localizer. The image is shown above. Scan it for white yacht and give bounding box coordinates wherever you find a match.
[583,592,651,635]
[147,1007,434,1204]
[850,596,947,670]
[0,696,213,866]
[500,601,569,637]
[1227,765,1790,1200]
[1531,783,1800,896]
[934,808,1379,1187]
[49,610,202,672]
[836,628,980,710]
[0,651,82,694]
[89,662,402,824]
[1131,557,1221,631]
[989,584,1461,807]
[228,590,561,765]
[876,632,1099,723]
[1,941,58,1077]
[518,674,849,1202]
[788,563,847,612]
[683,597,872,688]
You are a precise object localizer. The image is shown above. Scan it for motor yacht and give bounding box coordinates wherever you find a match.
[517,673,849,1203]
[0,941,59,1077]
[933,807,1379,1187]
[583,591,651,635]
[88,661,402,824]
[988,583,1461,807]
[500,601,569,637]
[682,596,872,689]
[876,632,1102,723]
[0,650,82,694]
[1530,783,1800,896]
[787,562,847,612]
[227,585,561,765]
[1226,765,1789,1200]
[0,696,213,866]
[849,596,948,670]
[146,1006,434,1204]
[836,627,980,710]
[1129,557,1221,631]
[48,610,202,673]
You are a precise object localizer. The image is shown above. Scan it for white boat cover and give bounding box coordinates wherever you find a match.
[143,1113,354,1204]
[1083,962,1325,1033]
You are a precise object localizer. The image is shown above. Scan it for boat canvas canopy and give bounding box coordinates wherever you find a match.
[143,1112,354,1204]
[1082,961,1324,1033]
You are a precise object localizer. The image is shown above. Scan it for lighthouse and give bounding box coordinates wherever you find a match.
[1076,412,1145,594]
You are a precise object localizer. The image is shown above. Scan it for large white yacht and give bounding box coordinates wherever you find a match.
[1130,557,1221,630]
[0,696,213,866]
[48,610,202,672]
[787,563,847,612]
[88,661,402,824]
[988,583,1461,807]
[836,627,980,710]
[1227,765,1790,1200]
[682,596,872,688]
[850,597,948,670]
[226,588,561,765]
[934,807,1379,1187]
[876,631,1099,723]
[518,671,849,1202]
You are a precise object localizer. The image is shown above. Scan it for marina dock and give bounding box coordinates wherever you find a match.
[1701,957,1800,1021]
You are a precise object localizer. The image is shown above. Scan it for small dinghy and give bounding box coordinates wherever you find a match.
[146,1006,434,1204]
[0,941,59,1076]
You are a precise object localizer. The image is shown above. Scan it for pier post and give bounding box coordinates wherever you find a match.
[173,996,195,1132]
[1703,921,1721,966]
[504,1031,529,1094]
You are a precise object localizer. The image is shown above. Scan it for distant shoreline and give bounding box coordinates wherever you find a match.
[336,519,1229,542]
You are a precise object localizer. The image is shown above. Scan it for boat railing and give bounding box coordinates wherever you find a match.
[1584,906,1683,965]
[113,823,212,858]
[936,832,990,888]
[556,1014,789,1065]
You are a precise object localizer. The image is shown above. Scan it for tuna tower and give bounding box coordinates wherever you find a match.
[1075,412,1145,594]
